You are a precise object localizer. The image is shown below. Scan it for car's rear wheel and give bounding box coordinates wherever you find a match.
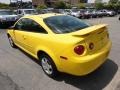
[8,36,16,48]
[39,53,58,78]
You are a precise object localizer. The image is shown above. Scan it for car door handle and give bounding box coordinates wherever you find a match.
[23,36,27,40]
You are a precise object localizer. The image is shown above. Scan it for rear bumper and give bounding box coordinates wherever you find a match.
[60,41,112,76]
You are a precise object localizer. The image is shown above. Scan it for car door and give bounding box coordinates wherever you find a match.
[20,19,48,55]
[14,18,31,50]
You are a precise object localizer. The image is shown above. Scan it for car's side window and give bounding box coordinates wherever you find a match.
[14,19,23,30]
[14,18,48,34]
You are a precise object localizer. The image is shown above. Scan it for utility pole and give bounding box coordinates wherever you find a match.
[69,0,72,6]
[16,0,18,10]
[21,0,22,9]
[10,0,11,4]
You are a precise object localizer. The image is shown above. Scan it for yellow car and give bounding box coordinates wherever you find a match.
[7,13,112,78]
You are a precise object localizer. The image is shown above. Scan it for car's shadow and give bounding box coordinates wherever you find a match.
[17,48,118,90]
[54,59,118,90]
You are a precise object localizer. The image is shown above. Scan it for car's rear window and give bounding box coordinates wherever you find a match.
[44,15,90,34]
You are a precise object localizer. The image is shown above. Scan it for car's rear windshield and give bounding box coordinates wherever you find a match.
[44,15,90,34]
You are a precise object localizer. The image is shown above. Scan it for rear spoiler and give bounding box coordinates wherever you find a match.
[70,24,108,36]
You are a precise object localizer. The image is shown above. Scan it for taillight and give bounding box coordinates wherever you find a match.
[89,43,94,50]
[74,45,85,55]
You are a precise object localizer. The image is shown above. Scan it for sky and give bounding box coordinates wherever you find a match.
[0,0,31,4]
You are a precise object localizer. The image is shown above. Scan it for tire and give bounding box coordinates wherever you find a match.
[39,53,58,78]
[8,36,17,48]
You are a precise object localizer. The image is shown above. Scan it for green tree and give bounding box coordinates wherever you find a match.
[54,1,67,9]
[36,5,47,10]
[104,4,113,10]
[0,3,9,9]
[95,3,104,10]
[106,0,120,10]
[77,3,85,9]
[66,4,71,9]
[95,0,102,3]
[109,0,118,4]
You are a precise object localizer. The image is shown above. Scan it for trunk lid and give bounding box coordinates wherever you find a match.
[71,24,109,54]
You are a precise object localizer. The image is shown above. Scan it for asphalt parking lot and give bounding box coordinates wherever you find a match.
[0,16,120,90]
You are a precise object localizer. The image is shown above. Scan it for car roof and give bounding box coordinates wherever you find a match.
[22,13,62,19]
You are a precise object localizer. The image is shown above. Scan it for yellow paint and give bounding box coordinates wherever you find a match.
[7,14,112,76]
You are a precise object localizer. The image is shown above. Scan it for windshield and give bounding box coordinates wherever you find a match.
[24,10,37,14]
[0,11,14,15]
[44,15,90,34]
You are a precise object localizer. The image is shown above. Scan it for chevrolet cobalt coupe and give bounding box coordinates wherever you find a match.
[7,14,112,78]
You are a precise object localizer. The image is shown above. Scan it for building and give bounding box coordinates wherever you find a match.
[32,0,79,7]
[32,0,110,7]
[80,0,88,3]
[69,0,79,5]
[45,0,72,6]
[32,0,45,7]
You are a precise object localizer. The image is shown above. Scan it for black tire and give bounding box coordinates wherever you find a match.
[8,36,17,48]
[39,53,58,78]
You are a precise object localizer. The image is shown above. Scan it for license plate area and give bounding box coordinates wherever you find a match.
[86,31,108,53]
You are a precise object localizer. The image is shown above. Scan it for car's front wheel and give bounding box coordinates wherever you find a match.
[8,36,16,48]
[40,53,58,78]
